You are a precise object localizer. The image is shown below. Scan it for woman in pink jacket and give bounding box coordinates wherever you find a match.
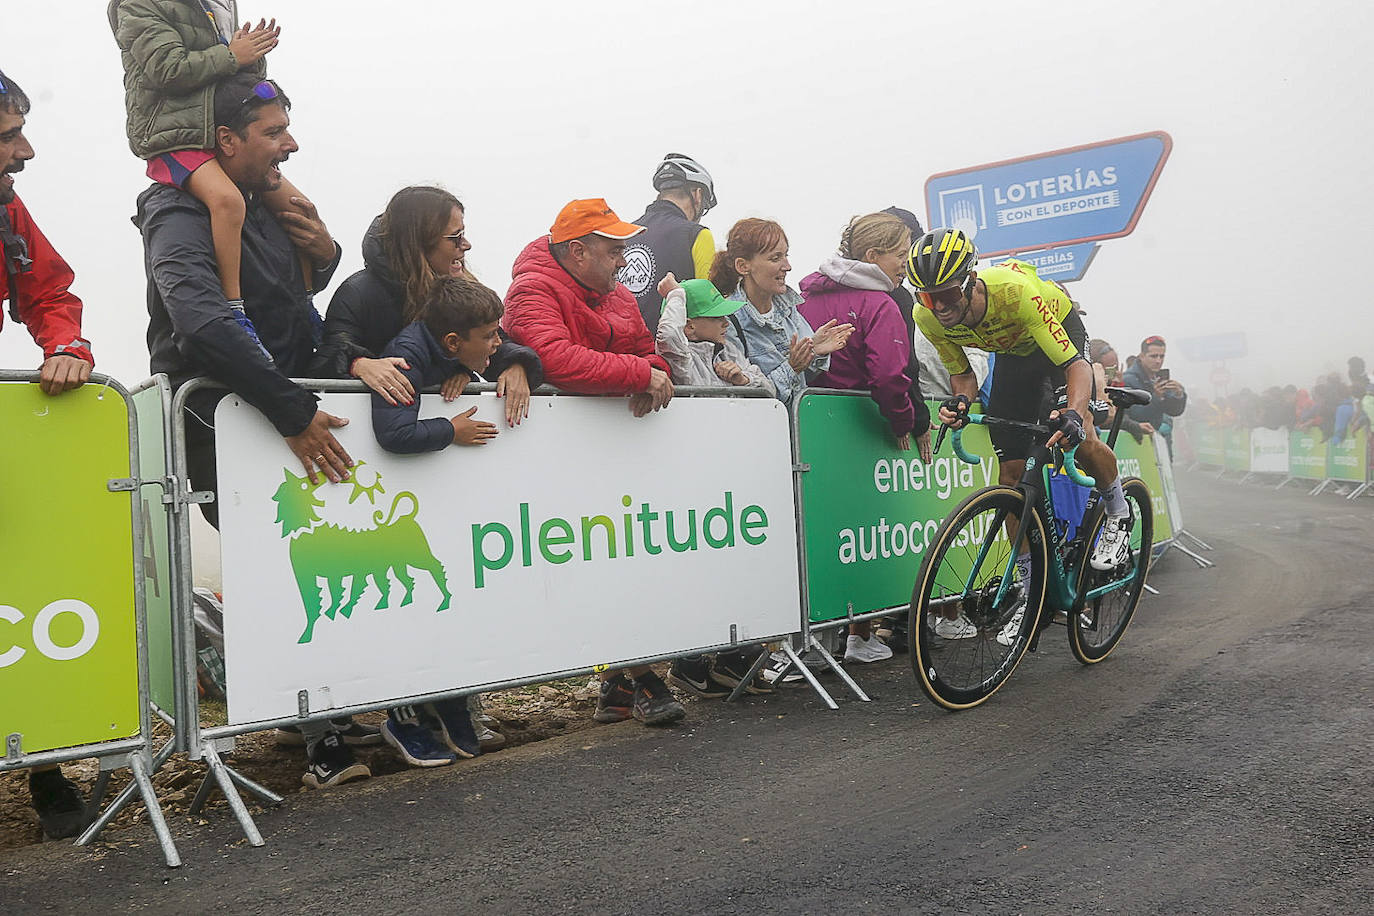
[799,212,931,664]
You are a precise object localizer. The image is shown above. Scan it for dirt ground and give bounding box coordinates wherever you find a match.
[0,671,638,853]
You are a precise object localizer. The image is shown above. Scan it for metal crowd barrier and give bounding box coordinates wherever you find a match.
[0,371,178,867]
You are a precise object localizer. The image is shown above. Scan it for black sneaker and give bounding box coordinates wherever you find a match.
[302,733,372,789]
[276,717,382,747]
[427,698,482,759]
[668,656,729,698]
[631,672,687,726]
[709,650,774,695]
[593,674,636,723]
[29,769,90,840]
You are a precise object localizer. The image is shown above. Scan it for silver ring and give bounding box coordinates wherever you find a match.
[315,454,325,463]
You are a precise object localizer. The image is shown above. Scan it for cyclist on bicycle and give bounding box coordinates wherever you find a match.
[907,227,1132,573]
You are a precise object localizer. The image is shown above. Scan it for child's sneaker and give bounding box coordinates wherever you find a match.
[427,698,481,759]
[668,655,729,698]
[382,717,457,768]
[709,650,774,695]
[592,673,636,723]
[302,733,372,789]
[227,299,274,364]
[844,634,893,663]
[631,672,686,726]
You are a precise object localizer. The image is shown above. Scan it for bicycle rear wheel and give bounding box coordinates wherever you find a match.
[1068,476,1153,664]
[909,486,1048,710]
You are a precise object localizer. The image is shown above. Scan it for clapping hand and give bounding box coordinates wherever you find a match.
[810,319,855,355]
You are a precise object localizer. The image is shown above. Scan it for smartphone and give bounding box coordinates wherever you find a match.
[1156,368,1170,382]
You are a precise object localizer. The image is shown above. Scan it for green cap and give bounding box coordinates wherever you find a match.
[681,278,744,318]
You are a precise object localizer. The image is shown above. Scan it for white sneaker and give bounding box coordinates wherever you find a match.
[1090,514,1132,571]
[929,615,980,639]
[996,605,1026,647]
[844,634,893,663]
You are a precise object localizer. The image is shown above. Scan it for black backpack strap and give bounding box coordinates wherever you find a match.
[728,313,749,358]
[1,206,33,323]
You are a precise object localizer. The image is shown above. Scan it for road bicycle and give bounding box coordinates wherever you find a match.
[908,387,1155,710]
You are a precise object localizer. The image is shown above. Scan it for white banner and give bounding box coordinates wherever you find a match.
[1153,433,1184,534]
[216,392,800,724]
[1248,427,1290,474]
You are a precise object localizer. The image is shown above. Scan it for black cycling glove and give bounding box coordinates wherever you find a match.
[1051,408,1086,448]
[940,394,972,430]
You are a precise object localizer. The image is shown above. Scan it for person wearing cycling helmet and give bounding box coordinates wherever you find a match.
[620,153,718,334]
[908,227,1132,572]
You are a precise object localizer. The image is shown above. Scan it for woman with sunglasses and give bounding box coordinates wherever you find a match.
[111,3,317,332]
[311,185,542,428]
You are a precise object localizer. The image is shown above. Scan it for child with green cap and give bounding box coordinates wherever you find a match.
[654,273,774,395]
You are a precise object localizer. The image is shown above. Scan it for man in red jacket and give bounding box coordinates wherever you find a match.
[1,69,97,841]
[1,70,93,395]
[504,198,675,417]
[502,198,684,726]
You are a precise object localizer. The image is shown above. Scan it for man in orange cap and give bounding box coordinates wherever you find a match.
[504,198,675,417]
[502,199,684,726]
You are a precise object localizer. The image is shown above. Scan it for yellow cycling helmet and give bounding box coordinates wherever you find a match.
[906,227,978,293]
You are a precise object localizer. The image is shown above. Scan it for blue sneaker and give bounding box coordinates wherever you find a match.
[382,715,457,768]
[426,698,482,759]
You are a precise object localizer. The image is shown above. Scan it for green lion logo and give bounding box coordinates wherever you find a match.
[271,464,452,644]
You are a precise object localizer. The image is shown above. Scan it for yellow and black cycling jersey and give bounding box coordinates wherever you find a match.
[914,259,1079,375]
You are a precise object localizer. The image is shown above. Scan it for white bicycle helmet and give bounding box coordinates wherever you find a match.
[652,153,717,213]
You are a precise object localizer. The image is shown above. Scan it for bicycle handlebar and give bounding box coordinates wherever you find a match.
[944,414,1098,488]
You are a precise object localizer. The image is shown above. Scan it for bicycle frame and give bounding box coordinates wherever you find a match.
[946,407,1138,631]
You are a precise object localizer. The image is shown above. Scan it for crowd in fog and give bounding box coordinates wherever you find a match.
[1200,356,1373,443]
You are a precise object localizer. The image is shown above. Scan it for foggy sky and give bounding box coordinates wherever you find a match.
[3,0,1370,399]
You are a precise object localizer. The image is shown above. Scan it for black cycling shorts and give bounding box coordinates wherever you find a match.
[986,310,1093,461]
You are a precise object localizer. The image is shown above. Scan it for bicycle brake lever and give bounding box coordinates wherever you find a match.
[934,424,949,454]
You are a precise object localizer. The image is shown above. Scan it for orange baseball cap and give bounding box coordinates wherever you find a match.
[549,198,645,244]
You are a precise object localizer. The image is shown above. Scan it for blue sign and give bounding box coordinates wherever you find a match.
[990,242,1099,283]
[925,132,1171,257]
[1176,332,1248,362]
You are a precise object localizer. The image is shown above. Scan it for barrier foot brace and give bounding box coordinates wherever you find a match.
[805,634,872,703]
[725,647,772,703]
[75,753,181,868]
[1309,479,1332,496]
[777,641,839,710]
[1143,583,1161,596]
[1347,482,1370,500]
[1164,539,1214,569]
[193,742,267,847]
[1177,529,1214,551]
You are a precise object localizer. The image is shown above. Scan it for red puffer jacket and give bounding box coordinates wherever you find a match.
[502,236,667,394]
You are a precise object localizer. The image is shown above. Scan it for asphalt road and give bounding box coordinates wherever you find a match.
[4,470,1372,914]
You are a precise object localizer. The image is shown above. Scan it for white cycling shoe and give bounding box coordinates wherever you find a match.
[1089,514,1132,571]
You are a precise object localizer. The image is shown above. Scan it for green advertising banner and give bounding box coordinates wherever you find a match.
[1288,430,1328,480]
[133,382,176,712]
[0,383,141,754]
[1326,428,1369,483]
[796,395,1000,623]
[1114,433,1174,542]
[1194,425,1225,467]
[1223,427,1251,473]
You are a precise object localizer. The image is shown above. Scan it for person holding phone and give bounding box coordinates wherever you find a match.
[1122,334,1187,458]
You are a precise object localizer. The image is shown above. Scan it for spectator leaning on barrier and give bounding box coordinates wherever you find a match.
[708,218,854,402]
[1122,334,1187,458]
[502,198,685,727]
[1087,338,1151,442]
[135,72,376,789]
[370,277,542,766]
[312,185,537,429]
[799,212,931,665]
[654,273,773,394]
[620,153,718,335]
[0,68,97,841]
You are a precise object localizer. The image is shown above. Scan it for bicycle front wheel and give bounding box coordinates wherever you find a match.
[909,486,1049,710]
[1068,476,1154,664]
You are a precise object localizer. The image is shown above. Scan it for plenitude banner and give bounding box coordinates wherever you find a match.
[1194,426,1225,467]
[215,393,800,724]
[1248,427,1290,475]
[1223,427,1251,474]
[795,395,1000,623]
[1326,427,1369,483]
[1288,429,1328,480]
[0,383,141,754]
